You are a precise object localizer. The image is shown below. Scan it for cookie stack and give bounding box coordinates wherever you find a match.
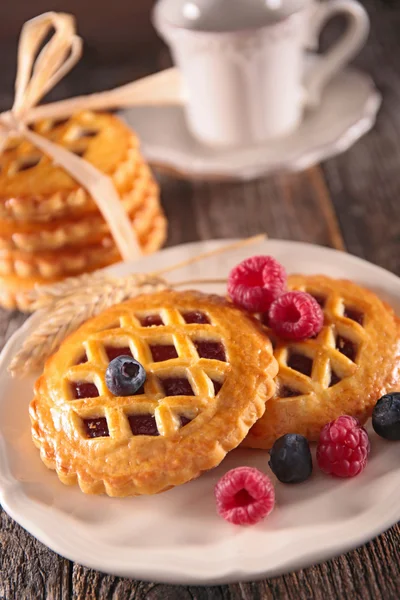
[0,111,167,311]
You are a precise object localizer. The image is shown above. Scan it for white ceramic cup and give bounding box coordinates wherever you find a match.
[153,0,370,147]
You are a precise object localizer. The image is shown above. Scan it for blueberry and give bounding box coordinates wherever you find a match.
[105,355,146,396]
[372,393,400,440]
[269,433,313,483]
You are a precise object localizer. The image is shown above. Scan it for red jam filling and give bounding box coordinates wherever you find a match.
[194,341,226,361]
[72,382,99,399]
[105,346,133,361]
[83,417,109,438]
[344,307,364,325]
[329,370,341,387]
[51,117,70,128]
[336,336,357,362]
[211,379,223,395]
[288,353,313,377]
[150,344,178,362]
[71,148,85,157]
[128,414,159,436]
[179,415,192,427]
[17,157,40,172]
[76,352,88,364]
[310,294,326,308]
[77,128,99,138]
[139,315,164,327]
[161,377,194,397]
[269,335,277,350]
[182,311,210,324]
[280,385,302,398]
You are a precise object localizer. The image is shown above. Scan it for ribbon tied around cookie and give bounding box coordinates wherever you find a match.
[0,12,184,261]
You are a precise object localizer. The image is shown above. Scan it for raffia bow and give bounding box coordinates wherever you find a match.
[0,12,184,261]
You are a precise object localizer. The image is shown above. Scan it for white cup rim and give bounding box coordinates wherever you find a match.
[152,3,305,37]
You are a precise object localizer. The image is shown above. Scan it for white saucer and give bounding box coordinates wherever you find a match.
[121,61,381,181]
[0,239,400,585]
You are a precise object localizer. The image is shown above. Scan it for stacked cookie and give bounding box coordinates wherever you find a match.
[0,111,167,311]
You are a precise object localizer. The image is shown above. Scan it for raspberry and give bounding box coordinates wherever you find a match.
[215,466,275,525]
[268,291,323,340]
[316,416,370,478]
[227,255,287,312]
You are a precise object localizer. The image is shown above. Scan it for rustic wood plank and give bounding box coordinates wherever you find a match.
[0,0,159,58]
[0,483,71,600]
[158,166,345,250]
[321,0,400,275]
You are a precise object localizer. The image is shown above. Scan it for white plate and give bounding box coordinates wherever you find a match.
[0,239,400,585]
[120,60,381,181]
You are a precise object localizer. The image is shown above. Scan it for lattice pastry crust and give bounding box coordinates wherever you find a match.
[30,290,278,496]
[243,275,400,450]
[0,112,151,222]
[0,214,167,311]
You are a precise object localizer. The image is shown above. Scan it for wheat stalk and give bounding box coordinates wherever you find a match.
[9,274,169,377]
[27,271,165,310]
[9,234,267,378]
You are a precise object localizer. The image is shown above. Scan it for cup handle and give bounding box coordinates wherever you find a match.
[304,0,370,107]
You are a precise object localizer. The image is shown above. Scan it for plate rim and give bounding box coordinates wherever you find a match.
[0,238,399,584]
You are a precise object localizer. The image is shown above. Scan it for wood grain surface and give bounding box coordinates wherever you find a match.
[0,0,400,598]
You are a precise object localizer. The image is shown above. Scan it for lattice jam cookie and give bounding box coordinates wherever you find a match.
[243,275,400,450]
[0,112,154,222]
[30,290,278,496]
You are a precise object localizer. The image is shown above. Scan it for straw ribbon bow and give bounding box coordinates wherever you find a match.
[0,12,140,261]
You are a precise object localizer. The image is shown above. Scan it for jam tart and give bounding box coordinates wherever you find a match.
[0,111,147,222]
[0,215,167,311]
[243,275,400,449]
[0,185,163,253]
[0,213,167,279]
[30,290,278,496]
[0,111,167,310]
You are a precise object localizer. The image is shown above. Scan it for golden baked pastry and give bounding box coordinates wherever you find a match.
[0,213,166,278]
[0,111,148,222]
[0,214,167,311]
[0,109,168,311]
[243,275,400,450]
[30,290,278,496]
[0,175,161,252]
[0,273,58,311]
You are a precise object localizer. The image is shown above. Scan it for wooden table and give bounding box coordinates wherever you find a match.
[1,0,400,598]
